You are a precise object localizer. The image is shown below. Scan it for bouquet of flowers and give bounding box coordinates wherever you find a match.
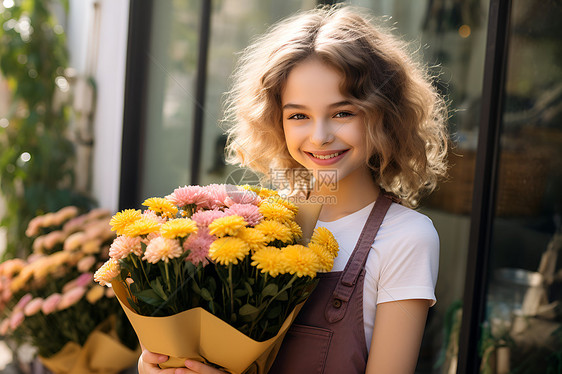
[95,184,338,373]
[0,206,139,374]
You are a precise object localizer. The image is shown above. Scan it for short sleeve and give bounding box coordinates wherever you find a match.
[365,209,440,307]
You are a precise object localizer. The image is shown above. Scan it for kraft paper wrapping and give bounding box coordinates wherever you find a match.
[292,200,323,245]
[39,317,140,374]
[113,281,304,374]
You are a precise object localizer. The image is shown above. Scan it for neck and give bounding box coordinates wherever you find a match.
[311,169,380,222]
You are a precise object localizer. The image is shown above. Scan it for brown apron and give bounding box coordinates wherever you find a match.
[269,194,392,374]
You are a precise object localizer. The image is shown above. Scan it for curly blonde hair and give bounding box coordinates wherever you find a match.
[224,5,448,207]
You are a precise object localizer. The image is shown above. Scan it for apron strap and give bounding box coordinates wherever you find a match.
[325,194,392,323]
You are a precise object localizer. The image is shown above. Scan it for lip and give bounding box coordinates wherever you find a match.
[304,149,349,166]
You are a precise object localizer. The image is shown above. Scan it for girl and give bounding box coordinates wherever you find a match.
[139,5,448,374]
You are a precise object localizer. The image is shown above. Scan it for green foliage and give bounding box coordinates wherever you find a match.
[0,0,92,259]
[121,250,317,341]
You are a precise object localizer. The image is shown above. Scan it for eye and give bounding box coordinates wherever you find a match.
[287,113,308,120]
[333,111,354,118]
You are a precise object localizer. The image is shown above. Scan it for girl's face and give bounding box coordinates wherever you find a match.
[281,58,371,189]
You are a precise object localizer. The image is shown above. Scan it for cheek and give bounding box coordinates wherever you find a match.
[282,124,299,150]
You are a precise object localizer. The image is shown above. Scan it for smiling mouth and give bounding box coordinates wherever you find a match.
[307,150,349,160]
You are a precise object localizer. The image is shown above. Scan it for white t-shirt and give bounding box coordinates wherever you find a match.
[314,200,439,351]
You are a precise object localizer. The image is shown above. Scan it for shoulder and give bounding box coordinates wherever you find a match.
[379,203,439,248]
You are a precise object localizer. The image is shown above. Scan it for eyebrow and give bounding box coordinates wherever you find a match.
[282,101,353,110]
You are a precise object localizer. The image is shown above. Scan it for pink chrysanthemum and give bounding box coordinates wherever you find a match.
[143,237,182,264]
[198,184,229,209]
[191,209,226,227]
[0,319,11,335]
[141,231,162,246]
[224,187,260,207]
[10,311,24,330]
[62,273,94,293]
[42,293,62,315]
[62,214,88,234]
[225,204,263,226]
[183,227,214,266]
[166,185,205,207]
[14,293,33,312]
[24,297,44,317]
[77,255,96,272]
[109,235,142,260]
[58,287,87,311]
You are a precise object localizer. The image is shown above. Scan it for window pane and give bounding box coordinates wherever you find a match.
[139,0,201,200]
[483,0,562,372]
[199,0,316,186]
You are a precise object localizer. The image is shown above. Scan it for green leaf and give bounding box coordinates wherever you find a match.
[136,289,164,307]
[192,281,201,294]
[200,288,213,301]
[277,291,289,301]
[244,282,254,297]
[239,304,260,317]
[261,283,278,297]
[234,289,248,298]
[150,279,168,301]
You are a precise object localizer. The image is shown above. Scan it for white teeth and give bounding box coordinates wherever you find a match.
[311,152,342,160]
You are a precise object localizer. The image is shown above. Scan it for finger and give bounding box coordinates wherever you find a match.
[174,369,194,374]
[138,356,176,374]
[138,350,177,374]
[141,349,170,365]
[180,360,224,373]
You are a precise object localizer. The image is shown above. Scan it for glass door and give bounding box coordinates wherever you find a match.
[480,0,562,372]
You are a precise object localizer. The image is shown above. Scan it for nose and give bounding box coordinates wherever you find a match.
[310,119,335,146]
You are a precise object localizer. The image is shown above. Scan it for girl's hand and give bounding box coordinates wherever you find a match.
[138,346,175,374]
[175,360,225,374]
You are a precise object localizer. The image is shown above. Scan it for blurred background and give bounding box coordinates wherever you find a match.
[0,0,561,373]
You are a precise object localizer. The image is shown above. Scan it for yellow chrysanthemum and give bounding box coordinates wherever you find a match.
[285,220,303,241]
[254,220,293,244]
[0,258,25,277]
[94,258,121,286]
[123,217,161,237]
[256,187,279,199]
[259,202,294,223]
[82,239,102,255]
[280,245,320,278]
[311,227,339,258]
[10,264,35,292]
[240,185,263,195]
[86,285,106,304]
[308,242,334,272]
[40,251,74,278]
[143,197,179,218]
[266,195,298,215]
[236,227,267,252]
[251,247,283,277]
[110,209,142,235]
[209,237,250,265]
[161,218,198,239]
[32,257,54,280]
[208,215,246,237]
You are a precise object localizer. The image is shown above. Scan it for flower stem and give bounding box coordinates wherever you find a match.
[228,264,234,322]
[165,261,171,293]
